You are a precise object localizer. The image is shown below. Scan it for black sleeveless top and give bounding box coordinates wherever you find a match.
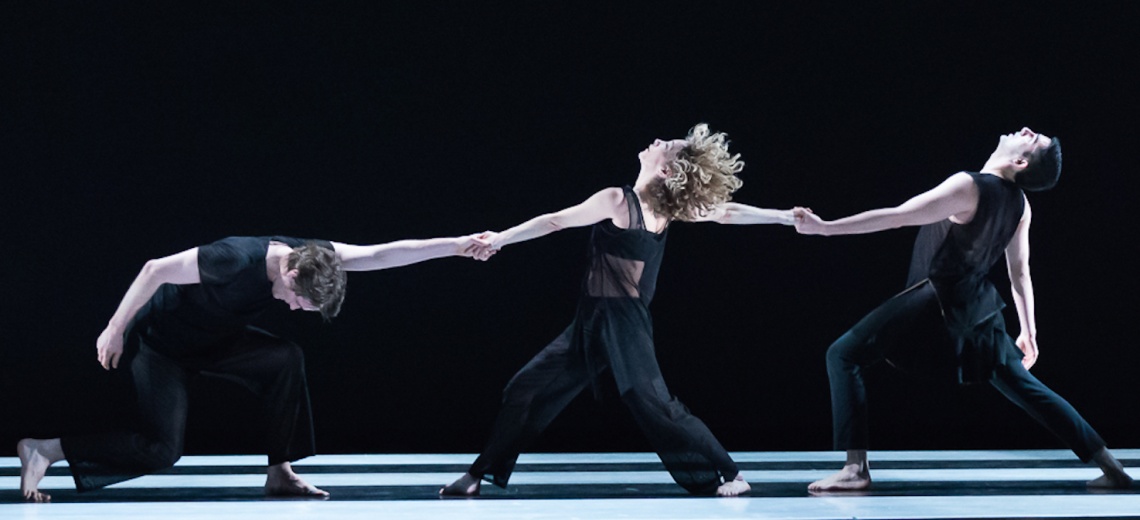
[907,172,1025,333]
[134,235,334,357]
[897,172,1025,383]
[572,186,668,397]
[581,186,668,306]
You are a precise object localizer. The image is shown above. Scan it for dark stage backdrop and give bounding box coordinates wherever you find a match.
[2,2,1138,458]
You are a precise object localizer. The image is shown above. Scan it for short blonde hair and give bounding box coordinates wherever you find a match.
[646,123,744,221]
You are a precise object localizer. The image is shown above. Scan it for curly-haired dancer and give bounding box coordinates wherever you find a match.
[441,124,794,497]
[18,234,490,502]
[796,128,1132,491]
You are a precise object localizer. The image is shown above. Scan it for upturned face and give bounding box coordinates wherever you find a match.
[638,138,687,176]
[996,127,1053,160]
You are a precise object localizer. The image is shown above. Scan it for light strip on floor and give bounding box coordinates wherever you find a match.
[4,467,1136,490]
[5,495,1140,520]
[3,449,1136,469]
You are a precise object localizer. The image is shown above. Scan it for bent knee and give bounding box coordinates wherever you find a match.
[139,442,183,471]
[824,344,846,369]
[825,335,862,368]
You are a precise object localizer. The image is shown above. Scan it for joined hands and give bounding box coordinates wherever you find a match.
[792,206,825,235]
[459,231,500,261]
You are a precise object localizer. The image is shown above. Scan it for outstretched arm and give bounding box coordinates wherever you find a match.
[796,172,979,236]
[689,202,796,226]
[487,188,625,249]
[1005,198,1038,369]
[97,248,200,370]
[332,235,489,272]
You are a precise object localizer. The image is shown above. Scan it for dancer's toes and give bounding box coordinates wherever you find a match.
[440,473,480,497]
[808,466,871,492]
[715,474,750,497]
[18,438,60,503]
[22,489,52,503]
[265,462,329,498]
[265,474,329,498]
[265,480,329,498]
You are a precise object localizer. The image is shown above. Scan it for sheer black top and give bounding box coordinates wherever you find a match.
[582,186,668,306]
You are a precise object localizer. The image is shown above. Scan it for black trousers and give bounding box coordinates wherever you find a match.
[469,308,739,495]
[826,286,1106,461]
[61,327,316,491]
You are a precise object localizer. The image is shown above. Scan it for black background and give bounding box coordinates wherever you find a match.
[2,2,1138,458]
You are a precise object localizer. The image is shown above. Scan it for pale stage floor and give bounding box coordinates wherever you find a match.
[2,450,1139,519]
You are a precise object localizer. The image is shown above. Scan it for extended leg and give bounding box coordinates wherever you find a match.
[443,326,592,495]
[621,386,747,496]
[602,308,743,496]
[990,357,1130,488]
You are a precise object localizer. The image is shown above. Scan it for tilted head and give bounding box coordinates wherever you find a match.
[992,127,1062,192]
[640,123,744,221]
[1015,136,1061,192]
[284,243,347,320]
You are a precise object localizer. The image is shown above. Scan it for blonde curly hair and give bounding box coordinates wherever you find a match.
[645,123,744,221]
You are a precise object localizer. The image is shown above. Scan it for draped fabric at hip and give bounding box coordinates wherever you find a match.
[579,187,667,397]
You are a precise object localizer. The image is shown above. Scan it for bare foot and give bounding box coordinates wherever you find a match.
[440,473,480,496]
[265,462,329,498]
[716,474,750,497]
[1088,447,1133,489]
[808,464,871,491]
[18,438,64,503]
[1088,469,1133,489]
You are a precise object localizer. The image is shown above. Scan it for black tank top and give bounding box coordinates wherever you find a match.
[906,172,1025,332]
[581,186,667,306]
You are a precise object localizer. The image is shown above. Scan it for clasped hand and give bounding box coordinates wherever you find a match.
[792,207,825,235]
[458,231,500,261]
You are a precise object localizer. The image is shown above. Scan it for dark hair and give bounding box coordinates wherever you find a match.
[286,243,347,321]
[1014,137,1062,192]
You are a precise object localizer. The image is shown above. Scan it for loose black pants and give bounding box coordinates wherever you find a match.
[469,300,739,495]
[62,327,316,491]
[826,285,1105,461]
